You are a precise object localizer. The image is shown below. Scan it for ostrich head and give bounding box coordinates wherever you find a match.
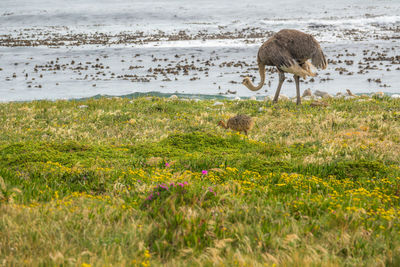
[242,77,252,87]
[242,76,264,91]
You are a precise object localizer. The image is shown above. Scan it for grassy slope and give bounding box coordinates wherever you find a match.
[1,96,400,266]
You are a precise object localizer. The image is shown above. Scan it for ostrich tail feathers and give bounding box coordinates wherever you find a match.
[301,61,317,76]
[280,60,316,79]
[312,49,328,70]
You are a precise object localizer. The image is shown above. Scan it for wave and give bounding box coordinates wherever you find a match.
[261,15,400,27]
[139,39,260,48]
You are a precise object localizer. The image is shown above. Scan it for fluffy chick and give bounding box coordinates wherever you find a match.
[218,114,254,135]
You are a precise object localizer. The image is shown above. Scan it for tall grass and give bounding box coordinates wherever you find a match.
[1,96,400,266]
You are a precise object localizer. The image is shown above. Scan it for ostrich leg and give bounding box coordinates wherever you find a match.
[273,71,285,103]
[294,75,301,105]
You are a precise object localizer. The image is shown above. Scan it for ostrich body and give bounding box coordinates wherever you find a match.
[242,29,327,105]
[218,114,254,135]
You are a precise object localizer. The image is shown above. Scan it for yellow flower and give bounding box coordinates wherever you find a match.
[144,250,151,258]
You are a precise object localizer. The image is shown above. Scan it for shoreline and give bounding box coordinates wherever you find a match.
[1,40,399,102]
[1,90,399,104]
[1,1,399,103]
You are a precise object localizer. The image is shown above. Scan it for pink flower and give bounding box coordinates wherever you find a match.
[165,162,170,167]
[202,170,208,175]
[146,193,154,201]
[208,187,216,196]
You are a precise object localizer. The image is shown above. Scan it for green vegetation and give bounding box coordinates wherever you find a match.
[1,96,400,266]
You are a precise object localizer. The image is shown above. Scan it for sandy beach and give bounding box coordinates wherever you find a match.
[0,0,399,101]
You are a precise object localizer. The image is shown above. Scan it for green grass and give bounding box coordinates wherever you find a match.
[1,96,400,266]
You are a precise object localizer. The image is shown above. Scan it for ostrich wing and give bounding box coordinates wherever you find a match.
[266,44,315,78]
[273,29,327,70]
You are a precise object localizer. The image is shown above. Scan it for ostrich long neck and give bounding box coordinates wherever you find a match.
[245,62,266,91]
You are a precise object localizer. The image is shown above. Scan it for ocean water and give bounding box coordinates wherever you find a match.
[0,0,399,101]
[1,0,399,30]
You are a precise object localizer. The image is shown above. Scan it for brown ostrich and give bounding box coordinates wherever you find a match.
[242,29,328,105]
[218,114,254,135]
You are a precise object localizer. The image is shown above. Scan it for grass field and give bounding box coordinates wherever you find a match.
[1,96,400,266]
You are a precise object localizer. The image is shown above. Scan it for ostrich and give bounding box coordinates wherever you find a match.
[218,114,254,135]
[242,29,328,105]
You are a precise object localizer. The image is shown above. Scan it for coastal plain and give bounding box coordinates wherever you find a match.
[1,97,400,266]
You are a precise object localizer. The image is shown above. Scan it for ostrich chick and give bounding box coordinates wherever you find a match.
[218,114,254,135]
